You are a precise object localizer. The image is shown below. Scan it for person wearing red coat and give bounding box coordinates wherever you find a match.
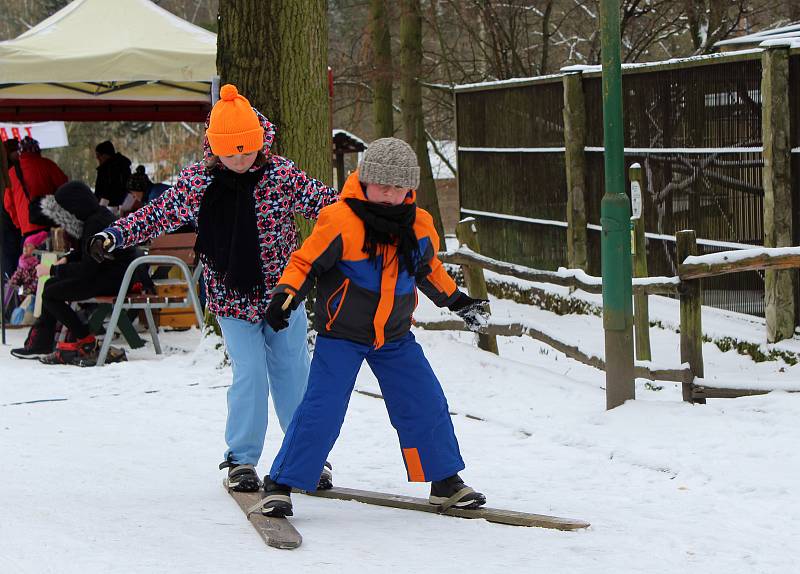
[3,137,68,237]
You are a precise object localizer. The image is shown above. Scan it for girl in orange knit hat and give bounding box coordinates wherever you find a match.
[91,84,340,492]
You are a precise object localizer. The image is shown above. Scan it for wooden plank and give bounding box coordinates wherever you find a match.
[147,232,198,265]
[455,219,498,354]
[306,486,589,531]
[677,231,704,404]
[563,71,588,272]
[693,386,800,400]
[679,252,800,280]
[629,164,652,362]
[439,248,679,295]
[226,488,302,550]
[414,319,688,382]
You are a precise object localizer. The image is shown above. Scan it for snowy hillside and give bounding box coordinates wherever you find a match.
[1,288,798,573]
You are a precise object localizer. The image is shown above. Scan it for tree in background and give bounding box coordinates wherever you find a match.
[400,0,445,239]
[369,0,395,139]
[217,0,331,194]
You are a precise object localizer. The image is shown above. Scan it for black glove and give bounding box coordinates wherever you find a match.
[88,232,115,263]
[266,291,299,332]
[448,291,490,332]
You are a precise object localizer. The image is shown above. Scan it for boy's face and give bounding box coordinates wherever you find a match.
[364,183,411,206]
[219,151,258,173]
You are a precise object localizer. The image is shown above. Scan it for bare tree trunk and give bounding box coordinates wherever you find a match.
[399,0,445,239]
[370,0,395,139]
[217,0,331,239]
[540,0,553,75]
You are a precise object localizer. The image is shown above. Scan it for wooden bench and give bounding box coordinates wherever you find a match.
[88,232,203,366]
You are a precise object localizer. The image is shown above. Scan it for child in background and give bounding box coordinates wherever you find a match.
[8,230,49,297]
[258,137,489,517]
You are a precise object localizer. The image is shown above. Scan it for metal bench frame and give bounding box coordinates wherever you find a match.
[93,255,203,366]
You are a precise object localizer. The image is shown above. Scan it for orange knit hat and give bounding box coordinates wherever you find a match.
[206,84,264,156]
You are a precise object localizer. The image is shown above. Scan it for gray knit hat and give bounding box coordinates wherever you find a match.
[358,137,420,189]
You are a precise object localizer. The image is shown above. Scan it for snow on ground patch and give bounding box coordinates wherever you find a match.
[1,318,799,573]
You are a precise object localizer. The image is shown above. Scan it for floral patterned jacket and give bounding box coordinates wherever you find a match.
[106,111,339,322]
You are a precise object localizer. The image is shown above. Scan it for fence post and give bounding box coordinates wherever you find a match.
[455,218,499,355]
[761,45,796,343]
[677,230,704,404]
[629,163,651,361]
[562,71,588,271]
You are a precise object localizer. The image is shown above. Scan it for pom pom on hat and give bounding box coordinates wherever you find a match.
[206,83,264,156]
[219,84,240,101]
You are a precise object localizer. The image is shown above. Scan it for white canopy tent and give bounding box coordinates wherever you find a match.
[0,0,217,122]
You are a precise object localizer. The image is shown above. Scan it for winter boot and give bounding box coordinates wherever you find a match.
[259,476,293,517]
[317,461,334,490]
[39,334,98,366]
[10,324,55,359]
[429,474,486,510]
[220,456,261,492]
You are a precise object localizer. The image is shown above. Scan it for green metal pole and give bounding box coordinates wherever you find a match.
[600,0,635,409]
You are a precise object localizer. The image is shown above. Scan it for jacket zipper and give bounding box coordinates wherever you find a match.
[325,278,350,331]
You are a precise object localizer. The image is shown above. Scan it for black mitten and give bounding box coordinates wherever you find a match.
[266,292,298,332]
[88,232,115,263]
[448,291,490,332]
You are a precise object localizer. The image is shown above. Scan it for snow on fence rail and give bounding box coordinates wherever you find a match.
[678,246,800,280]
[416,318,689,384]
[431,236,800,403]
[439,247,680,296]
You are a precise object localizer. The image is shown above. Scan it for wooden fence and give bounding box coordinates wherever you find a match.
[421,228,800,404]
[455,46,800,340]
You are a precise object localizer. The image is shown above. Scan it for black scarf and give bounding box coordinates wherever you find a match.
[344,195,419,274]
[196,166,267,297]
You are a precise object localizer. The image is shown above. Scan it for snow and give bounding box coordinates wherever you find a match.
[584,146,763,154]
[2,282,800,572]
[428,140,456,180]
[456,50,763,93]
[332,129,366,147]
[683,246,800,266]
[460,208,760,251]
[459,146,566,153]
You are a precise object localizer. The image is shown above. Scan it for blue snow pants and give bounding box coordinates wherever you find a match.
[217,306,311,466]
[269,332,465,491]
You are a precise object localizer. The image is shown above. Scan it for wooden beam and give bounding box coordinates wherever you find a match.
[678,251,800,280]
[677,231,704,404]
[414,319,688,382]
[305,486,590,530]
[440,248,679,295]
[563,72,588,271]
[455,219,498,354]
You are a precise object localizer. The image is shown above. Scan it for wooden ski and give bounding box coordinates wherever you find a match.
[306,486,589,531]
[225,486,302,549]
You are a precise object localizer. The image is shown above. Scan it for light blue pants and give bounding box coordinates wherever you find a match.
[217,306,311,466]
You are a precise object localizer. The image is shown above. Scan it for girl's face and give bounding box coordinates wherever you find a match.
[219,151,258,173]
[364,183,411,206]
[22,243,35,256]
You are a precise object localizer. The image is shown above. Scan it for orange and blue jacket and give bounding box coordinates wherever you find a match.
[275,171,460,348]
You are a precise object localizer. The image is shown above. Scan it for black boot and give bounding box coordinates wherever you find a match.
[220,455,261,492]
[11,323,55,359]
[317,461,333,490]
[260,476,293,517]
[429,474,486,510]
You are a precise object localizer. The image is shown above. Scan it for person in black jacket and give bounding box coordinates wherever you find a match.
[11,181,138,364]
[94,140,132,207]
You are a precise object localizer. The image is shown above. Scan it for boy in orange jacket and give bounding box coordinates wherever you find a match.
[257,137,489,517]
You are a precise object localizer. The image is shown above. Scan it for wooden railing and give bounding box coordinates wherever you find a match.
[424,229,800,403]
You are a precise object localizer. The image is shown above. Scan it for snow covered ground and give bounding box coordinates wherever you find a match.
[1,289,799,573]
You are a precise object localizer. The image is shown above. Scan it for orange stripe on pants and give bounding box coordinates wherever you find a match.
[402,447,426,482]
